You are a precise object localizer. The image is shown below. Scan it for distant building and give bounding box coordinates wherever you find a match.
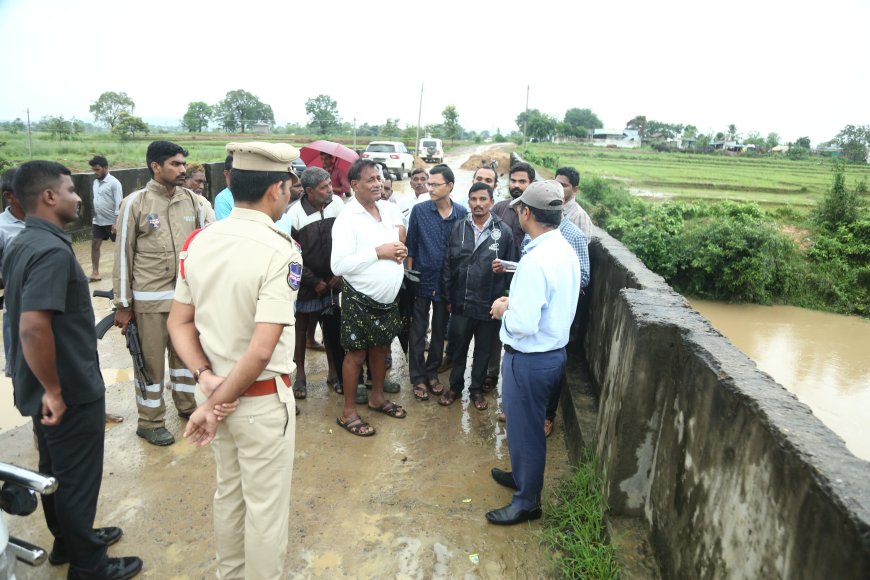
[252,121,271,134]
[592,128,641,148]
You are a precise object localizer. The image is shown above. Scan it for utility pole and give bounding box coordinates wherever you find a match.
[415,83,423,156]
[26,108,33,159]
[522,85,529,147]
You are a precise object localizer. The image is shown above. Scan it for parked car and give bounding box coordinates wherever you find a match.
[291,158,306,176]
[418,138,444,164]
[361,141,414,180]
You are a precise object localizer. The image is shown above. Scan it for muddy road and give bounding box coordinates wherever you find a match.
[1,144,574,578]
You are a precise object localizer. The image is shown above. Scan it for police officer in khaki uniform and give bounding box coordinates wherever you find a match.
[113,141,208,446]
[167,142,301,580]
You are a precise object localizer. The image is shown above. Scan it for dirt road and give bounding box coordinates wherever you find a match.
[1,144,574,578]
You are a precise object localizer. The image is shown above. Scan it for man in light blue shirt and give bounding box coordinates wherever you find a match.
[487,180,581,526]
[214,154,234,219]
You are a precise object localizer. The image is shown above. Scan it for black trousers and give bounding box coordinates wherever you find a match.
[34,396,108,577]
[448,314,500,395]
[408,297,448,384]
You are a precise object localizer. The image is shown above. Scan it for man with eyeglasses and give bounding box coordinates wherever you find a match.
[405,164,467,401]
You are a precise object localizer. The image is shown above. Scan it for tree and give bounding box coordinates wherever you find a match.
[744,131,766,148]
[626,115,647,139]
[381,118,401,138]
[683,125,698,139]
[563,108,603,137]
[305,94,341,135]
[111,112,149,140]
[8,118,25,134]
[181,102,213,132]
[215,90,274,133]
[727,124,738,141]
[526,111,558,141]
[89,91,135,129]
[835,124,870,163]
[794,136,812,149]
[817,159,860,230]
[766,132,780,149]
[42,115,83,140]
[442,105,461,143]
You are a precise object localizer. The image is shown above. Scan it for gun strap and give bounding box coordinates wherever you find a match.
[179,228,204,281]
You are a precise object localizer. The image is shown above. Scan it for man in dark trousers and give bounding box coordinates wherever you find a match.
[3,160,142,578]
[487,180,581,525]
[439,182,516,410]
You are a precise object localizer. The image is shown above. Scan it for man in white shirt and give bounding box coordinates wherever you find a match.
[88,156,123,282]
[331,159,408,436]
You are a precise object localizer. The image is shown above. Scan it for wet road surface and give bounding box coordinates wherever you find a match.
[2,144,575,578]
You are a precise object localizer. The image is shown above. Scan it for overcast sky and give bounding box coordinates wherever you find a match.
[1,0,866,145]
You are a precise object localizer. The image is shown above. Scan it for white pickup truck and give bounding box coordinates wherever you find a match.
[362,141,414,180]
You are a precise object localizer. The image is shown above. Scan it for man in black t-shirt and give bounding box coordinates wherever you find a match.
[3,161,142,580]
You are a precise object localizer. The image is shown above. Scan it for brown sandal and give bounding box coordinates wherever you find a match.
[336,415,375,436]
[427,379,445,396]
[413,383,430,401]
[471,393,488,411]
[438,390,459,406]
[367,400,407,419]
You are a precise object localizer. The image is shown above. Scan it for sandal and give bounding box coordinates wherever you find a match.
[413,383,430,401]
[544,418,555,437]
[367,400,407,419]
[327,377,343,394]
[427,379,445,396]
[438,390,459,406]
[471,393,489,411]
[293,380,307,400]
[336,415,375,437]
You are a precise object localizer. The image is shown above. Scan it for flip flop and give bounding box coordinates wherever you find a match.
[293,380,307,400]
[427,379,445,396]
[413,383,430,401]
[336,415,375,437]
[367,400,407,419]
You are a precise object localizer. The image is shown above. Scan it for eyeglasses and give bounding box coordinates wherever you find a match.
[427,182,447,189]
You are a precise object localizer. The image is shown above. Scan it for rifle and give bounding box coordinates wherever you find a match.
[125,320,152,400]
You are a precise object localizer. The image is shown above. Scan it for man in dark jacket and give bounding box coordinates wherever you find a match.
[439,182,517,409]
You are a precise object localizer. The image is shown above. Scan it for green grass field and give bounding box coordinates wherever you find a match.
[525,143,870,209]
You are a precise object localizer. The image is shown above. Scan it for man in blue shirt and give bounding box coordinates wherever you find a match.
[487,180,581,525]
[405,164,467,401]
[213,154,234,219]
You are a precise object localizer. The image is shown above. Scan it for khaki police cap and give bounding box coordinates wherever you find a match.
[226,142,300,172]
[510,179,564,211]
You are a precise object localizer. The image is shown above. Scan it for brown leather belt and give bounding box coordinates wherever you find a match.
[243,374,291,397]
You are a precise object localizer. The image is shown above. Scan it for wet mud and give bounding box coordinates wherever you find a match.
[2,145,573,578]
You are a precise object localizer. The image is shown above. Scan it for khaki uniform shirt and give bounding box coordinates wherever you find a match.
[173,207,300,380]
[113,180,207,313]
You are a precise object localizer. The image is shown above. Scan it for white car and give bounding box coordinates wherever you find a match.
[418,138,444,164]
[362,141,414,180]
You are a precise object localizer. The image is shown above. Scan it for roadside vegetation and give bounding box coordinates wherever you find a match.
[540,451,619,579]
[524,144,869,316]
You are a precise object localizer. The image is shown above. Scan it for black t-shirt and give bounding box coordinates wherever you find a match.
[2,217,104,417]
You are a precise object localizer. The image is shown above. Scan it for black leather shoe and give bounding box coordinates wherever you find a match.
[485,503,542,525]
[49,526,124,565]
[491,468,517,489]
[102,556,143,580]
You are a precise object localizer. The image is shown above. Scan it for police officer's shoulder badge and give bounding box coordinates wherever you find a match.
[287,262,302,290]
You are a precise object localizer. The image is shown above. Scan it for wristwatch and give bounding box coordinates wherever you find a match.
[193,364,211,383]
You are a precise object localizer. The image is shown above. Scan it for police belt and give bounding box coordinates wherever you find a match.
[243,374,291,397]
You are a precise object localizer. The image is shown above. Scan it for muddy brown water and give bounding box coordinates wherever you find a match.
[1,145,577,578]
[690,299,870,461]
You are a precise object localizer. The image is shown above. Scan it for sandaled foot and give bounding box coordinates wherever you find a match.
[88,275,102,282]
[482,375,498,392]
[471,393,489,411]
[368,400,407,419]
[327,377,343,394]
[413,383,430,401]
[293,379,307,400]
[427,379,445,396]
[544,417,555,437]
[336,415,375,436]
[438,390,460,406]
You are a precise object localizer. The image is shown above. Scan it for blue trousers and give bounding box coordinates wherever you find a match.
[502,348,566,510]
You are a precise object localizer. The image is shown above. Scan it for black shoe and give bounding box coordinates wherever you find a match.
[491,468,517,490]
[49,527,124,565]
[102,556,143,580]
[136,426,175,446]
[485,503,542,525]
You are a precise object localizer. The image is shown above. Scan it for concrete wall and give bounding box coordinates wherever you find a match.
[65,162,225,237]
[579,227,870,579]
